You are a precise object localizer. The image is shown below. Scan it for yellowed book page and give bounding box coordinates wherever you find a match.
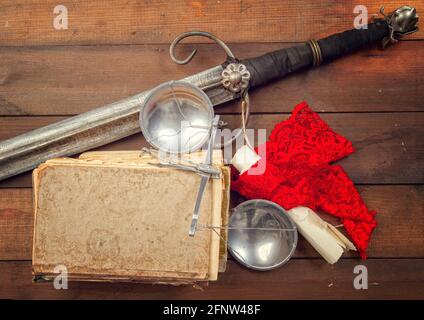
[33,162,216,281]
[78,150,227,279]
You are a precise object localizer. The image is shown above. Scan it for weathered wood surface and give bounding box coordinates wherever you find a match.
[0,0,422,46]
[0,42,423,116]
[0,113,422,188]
[1,186,422,261]
[1,259,423,300]
[0,0,423,300]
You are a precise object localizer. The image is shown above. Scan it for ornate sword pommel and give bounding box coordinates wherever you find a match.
[379,5,419,47]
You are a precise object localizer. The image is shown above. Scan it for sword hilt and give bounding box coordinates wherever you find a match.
[240,5,418,89]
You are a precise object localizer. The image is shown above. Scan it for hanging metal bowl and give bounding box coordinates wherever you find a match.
[140,81,214,154]
[228,199,298,271]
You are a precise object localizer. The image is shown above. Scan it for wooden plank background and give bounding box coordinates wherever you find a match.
[0,0,423,45]
[0,0,423,299]
[0,42,423,116]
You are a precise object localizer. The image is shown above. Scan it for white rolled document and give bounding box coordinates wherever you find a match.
[288,206,356,264]
[231,145,261,174]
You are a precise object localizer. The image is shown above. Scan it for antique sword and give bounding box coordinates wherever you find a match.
[0,5,418,181]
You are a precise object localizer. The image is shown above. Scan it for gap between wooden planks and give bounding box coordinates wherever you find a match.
[0,113,422,188]
[0,259,423,299]
[0,185,423,261]
[0,42,423,115]
[0,0,422,46]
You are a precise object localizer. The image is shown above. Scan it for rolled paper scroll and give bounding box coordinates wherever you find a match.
[231,145,261,174]
[288,206,356,264]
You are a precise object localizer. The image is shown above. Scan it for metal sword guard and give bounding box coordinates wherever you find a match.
[170,30,236,65]
[379,5,419,47]
[169,30,251,148]
[170,30,251,93]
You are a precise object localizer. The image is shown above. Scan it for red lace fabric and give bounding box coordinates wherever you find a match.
[231,102,377,259]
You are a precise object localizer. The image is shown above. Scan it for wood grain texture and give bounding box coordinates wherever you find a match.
[1,186,423,261]
[0,188,33,260]
[0,0,423,300]
[1,259,423,299]
[0,0,422,46]
[0,42,423,116]
[0,112,422,188]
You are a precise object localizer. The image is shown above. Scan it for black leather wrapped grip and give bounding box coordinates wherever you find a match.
[241,44,313,88]
[318,20,389,62]
[241,20,390,89]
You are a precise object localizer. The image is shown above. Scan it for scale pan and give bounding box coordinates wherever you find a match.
[228,199,298,271]
[140,81,214,154]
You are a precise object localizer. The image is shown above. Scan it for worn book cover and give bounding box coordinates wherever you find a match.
[32,150,229,283]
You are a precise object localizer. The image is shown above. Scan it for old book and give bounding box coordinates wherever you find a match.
[32,150,229,283]
[78,150,230,273]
